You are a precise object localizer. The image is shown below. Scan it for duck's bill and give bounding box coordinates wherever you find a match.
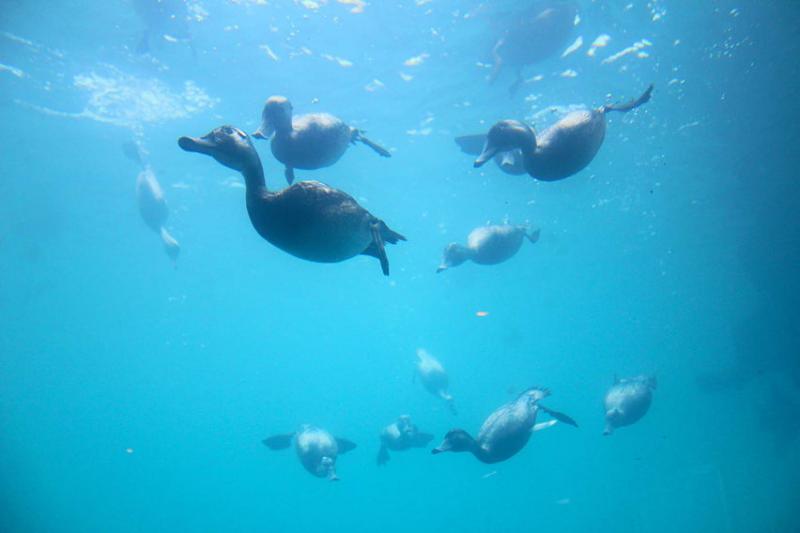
[177,135,212,154]
[251,124,274,140]
[474,145,498,168]
[431,440,451,454]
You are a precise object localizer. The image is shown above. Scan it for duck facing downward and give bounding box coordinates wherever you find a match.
[377,415,434,466]
[603,375,657,435]
[432,388,577,464]
[263,425,356,481]
[135,167,180,264]
[253,96,391,184]
[474,84,653,181]
[178,126,405,275]
[437,224,539,273]
[415,348,456,414]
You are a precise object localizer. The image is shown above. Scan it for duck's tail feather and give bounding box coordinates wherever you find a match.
[604,84,654,114]
[379,221,406,244]
[355,131,391,157]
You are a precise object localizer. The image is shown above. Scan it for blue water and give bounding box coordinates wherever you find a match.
[1,1,798,531]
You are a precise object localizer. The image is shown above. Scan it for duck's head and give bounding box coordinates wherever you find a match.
[431,429,474,454]
[474,120,536,168]
[319,456,339,481]
[436,243,472,273]
[603,408,623,435]
[178,126,261,175]
[253,95,293,138]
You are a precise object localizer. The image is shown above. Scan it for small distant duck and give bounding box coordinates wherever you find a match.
[135,167,180,264]
[415,348,456,414]
[263,425,356,481]
[603,375,657,435]
[432,388,577,464]
[377,415,434,466]
[437,224,539,273]
[488,2,578,95]
[253,96,391,184]
[474,85,653,181]
[178,126,405,275]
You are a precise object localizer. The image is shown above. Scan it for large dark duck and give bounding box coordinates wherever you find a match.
[252,96,391,184]
[263,425,356,481]
[474,85,653,181]
[432,388,577,464]
[376,415,434,466]
[437,224,539,273]
[178,126,405,275]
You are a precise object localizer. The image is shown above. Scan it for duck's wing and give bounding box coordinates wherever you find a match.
[455,134,487,155]
[336,438,357,454]
[411,432,435,448]
[262,433,294,449]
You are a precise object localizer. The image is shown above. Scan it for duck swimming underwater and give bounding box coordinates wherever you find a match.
[135,166,180,264]
[253,96,391,184]
[377,415,434,466]
[474,84,653,181]
[178,126,405,275]
[415,349,456,414]
[437,224,539,273]
[488,2,578,95]
[603,375,657,435]
[263,425,356,481]
[432,388,577,464]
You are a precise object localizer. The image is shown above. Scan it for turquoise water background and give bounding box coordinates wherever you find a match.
[1,1,798,531]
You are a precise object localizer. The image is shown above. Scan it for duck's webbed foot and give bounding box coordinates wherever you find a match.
[508,68,524,97]
[364,223,389,275]
[356,131,392,158]
[284,166,296,184]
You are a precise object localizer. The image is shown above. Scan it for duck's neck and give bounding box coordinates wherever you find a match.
[450,244,475,266]
[467,439,492,463]
[242,162,268,194]
[273,112,293,136]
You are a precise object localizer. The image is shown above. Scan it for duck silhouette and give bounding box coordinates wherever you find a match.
[178,126,405,275]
